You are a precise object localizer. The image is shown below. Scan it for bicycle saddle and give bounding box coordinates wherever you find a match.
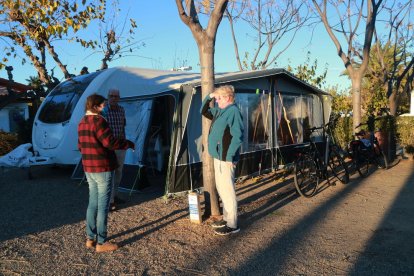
[355,130,366,137]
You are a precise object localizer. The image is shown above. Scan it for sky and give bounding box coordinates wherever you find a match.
[1,1,351,91]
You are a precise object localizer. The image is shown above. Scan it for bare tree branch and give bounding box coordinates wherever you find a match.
[311,0,383,129]
[226,0,315,70]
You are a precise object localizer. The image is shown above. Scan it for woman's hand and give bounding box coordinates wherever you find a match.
[127,140,135,150]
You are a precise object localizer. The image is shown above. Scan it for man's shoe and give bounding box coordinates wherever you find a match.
[214,226,240,236]
[86,239,96,249]
[210,220,227,228]
[96,242,119,253]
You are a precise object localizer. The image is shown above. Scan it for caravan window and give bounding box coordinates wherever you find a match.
[276,93,322,146]
[38,72,102,123]
[237,93,271,152]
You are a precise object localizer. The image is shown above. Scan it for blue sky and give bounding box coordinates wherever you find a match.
[1,1,351,90]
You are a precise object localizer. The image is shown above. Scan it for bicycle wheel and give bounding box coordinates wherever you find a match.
[348,141,370,177]
[374,149,388,169]
[328,147,349,184]
[294,154,319,197]
[356,152,370,177]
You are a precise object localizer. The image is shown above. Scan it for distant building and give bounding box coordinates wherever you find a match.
[170,66,192,71]
[401,90,414,117]
[0,78,34,132]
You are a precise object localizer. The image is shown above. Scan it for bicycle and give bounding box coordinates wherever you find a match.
[347,128,388,177]
[293,120,350,198]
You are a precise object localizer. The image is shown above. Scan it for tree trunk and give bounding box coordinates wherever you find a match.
[198,43,220,218]
[9,36,51,86]
[350,76,362,132]
[387,89,397,162]
[43,40,71,79]
[388,91,398,116]
[175,0,228,219]
[21,44,51,86]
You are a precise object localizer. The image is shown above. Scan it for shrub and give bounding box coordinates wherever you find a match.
[332,116,353,149]
[396,116,414,147]
[374,115,395,133]
[0,117,34,157]
[0,131,19,156]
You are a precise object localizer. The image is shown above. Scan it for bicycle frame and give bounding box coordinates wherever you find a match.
[348,126,389,177]
[308,123,333,172]
[293,117,350,198]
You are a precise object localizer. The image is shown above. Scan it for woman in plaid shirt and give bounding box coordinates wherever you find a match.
[78,94,134,253]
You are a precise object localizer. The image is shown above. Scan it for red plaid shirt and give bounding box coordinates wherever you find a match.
[78,114,132,172]
[102,104,126,139]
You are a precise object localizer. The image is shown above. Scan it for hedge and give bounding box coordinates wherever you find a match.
[396,116,414,147]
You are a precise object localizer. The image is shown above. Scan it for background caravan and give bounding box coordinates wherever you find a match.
[31,67,331,195]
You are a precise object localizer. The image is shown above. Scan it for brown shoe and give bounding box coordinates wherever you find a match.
[86,239,96,249]
[96,242,118,253]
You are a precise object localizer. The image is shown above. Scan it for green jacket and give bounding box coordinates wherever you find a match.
[200,95,244,162]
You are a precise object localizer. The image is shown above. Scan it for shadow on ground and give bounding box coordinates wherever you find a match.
[349,164,414,274]
[185,161,414,275]
[0,165,164,242]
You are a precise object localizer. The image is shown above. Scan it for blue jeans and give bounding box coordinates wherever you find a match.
[85,171,113,244]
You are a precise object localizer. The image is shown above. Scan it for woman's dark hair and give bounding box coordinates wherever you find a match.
[85,93,106,113]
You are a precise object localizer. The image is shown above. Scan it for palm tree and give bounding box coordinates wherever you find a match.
[26,76,46,97]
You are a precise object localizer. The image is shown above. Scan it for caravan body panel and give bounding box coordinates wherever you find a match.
[32,67,200,165]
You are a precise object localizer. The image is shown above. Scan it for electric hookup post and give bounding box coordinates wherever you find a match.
[188,192,202,224]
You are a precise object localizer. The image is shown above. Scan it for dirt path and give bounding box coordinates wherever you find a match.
[1,159,413,275]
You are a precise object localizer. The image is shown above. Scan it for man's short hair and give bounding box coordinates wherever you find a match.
[215,85,235,98]
[108,88,120,97]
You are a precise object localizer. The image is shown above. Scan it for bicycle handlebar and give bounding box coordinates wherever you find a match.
[355,114,387,129]
[307,126,324,132]
[305,113,341,133]
[355,122,368,129]
[307,118,337,133]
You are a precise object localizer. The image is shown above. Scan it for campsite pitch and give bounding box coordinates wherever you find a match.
[0,160,413,275]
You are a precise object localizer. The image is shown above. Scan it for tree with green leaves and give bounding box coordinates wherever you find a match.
[0,0,105,88]
[287,52,328,89]
[175,0,229,219]
[26,75,46,97]
[325,85,352,114]
[372,1,414,116]
[363,42,403,115]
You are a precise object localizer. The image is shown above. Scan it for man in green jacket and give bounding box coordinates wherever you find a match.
[201,85,244,235]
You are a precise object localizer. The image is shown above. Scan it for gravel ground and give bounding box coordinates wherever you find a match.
[1,159,414,275]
